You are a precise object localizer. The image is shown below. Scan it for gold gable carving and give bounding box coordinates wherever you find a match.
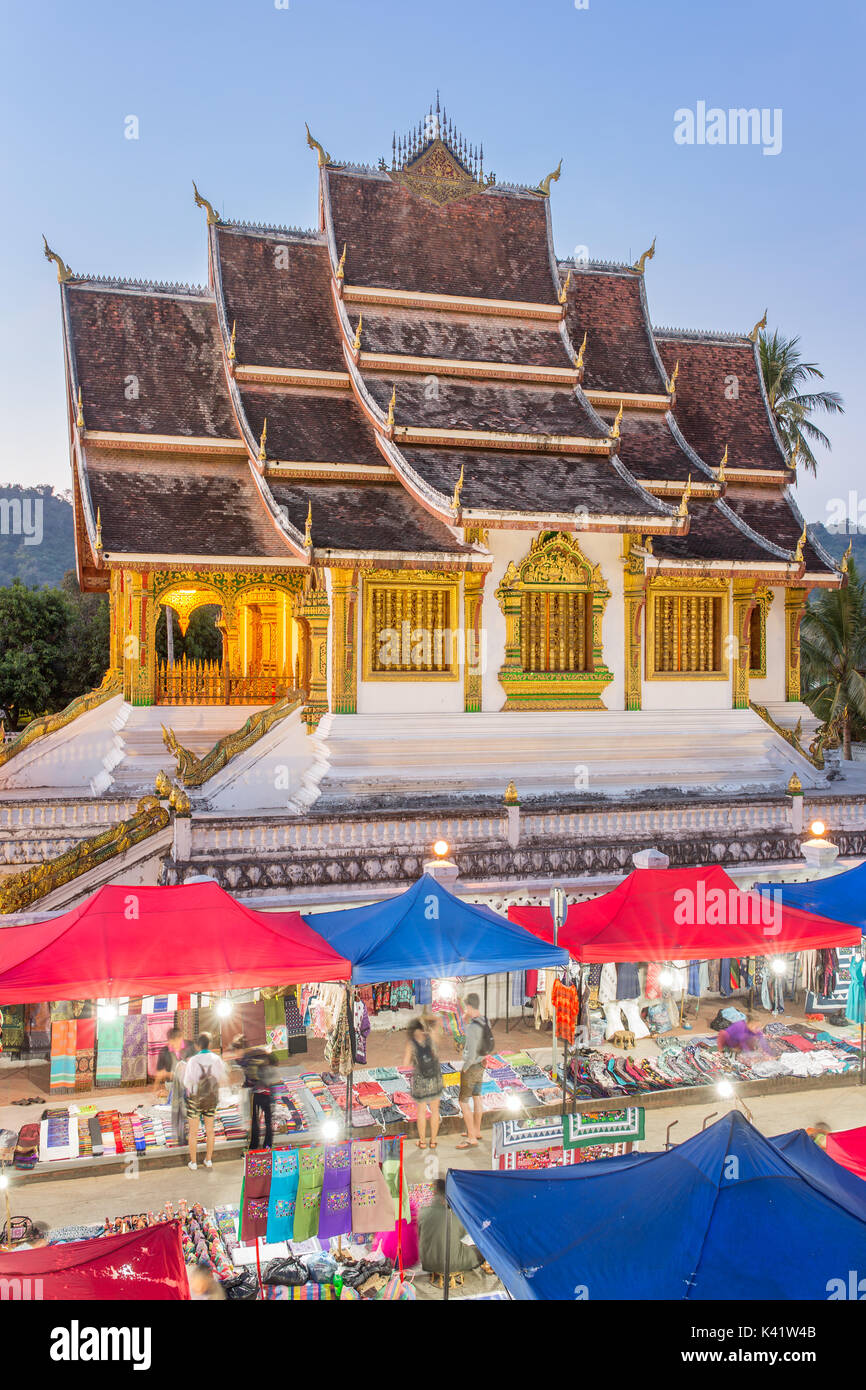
[390,139,483,206]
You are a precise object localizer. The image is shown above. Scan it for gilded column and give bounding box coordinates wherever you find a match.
[785,587,807,701]
[330,567,358,714]
[296,579,331,733]
[108,568,124,676]
[126,570,156,706]
[463,571,485,712]
[732,579,754,710]
[622,539,645,711]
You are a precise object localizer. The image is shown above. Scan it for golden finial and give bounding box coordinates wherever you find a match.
[504,780,519,805]
[558,268,571,306]
[95,508,103,551]
[644,535,653,554]
[303,501,313,549]
[795,522,807,563]
[718,444,728,482]
[786,772,802,796]
[789,439,800,471]
[451,464,464,511]
[677,475,692,518]
[609,401,624,440]
[258,418,268,463]
[574,331,587,373]
[336,243,347,280]
[665,360,679,395]
[154,769,171,798]
[537,160,562,196]
[842,539,853,574]
[76,386,84,429]
[192,181,220,225]
[42,235,72,283]
[632,236,656,275]
[748,309,768,343]
[228,320,236,362]
[352,314,363,353]
[386,386,396,432]
[305,123,331,168]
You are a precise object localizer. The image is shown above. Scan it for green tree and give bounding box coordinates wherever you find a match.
[154,604,223,666]
[801,558,866,758]
[0,575,109,730]
[758,329,844,475]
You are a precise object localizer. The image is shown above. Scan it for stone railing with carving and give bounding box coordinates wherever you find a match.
[749,701,824,769]
[162,692,303,789]
[0,671,122,770]
[0,794,169,914]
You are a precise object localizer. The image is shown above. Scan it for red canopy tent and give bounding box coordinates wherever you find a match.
[826,1126,866,1182]
[0,1220,189,1300]
[508,865,860,962]
[0,881,350,1001]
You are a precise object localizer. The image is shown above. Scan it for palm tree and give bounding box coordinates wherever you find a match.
[801,558,866,759]
[758,329,844,475]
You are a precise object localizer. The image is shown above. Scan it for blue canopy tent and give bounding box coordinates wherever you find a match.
[445,1111,866,1300]
[304,873,568,983]
[754,861,866,931]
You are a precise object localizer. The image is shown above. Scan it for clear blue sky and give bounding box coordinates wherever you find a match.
[1,0,861,524]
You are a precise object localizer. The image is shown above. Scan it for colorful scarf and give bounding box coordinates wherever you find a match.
[266,1147,300,1242]
[121,1015,148,1085]
[318,1142,352,1239]
[49,1020,77,1091]
[0,1004,25,1051]
[264,996,289,1062]
[146,1014,175,1078]
[75,1018,96,1092]
[96,1017,124,1086]
[292,1146,325,1242]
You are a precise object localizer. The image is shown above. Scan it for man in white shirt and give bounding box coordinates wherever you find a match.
[184,1033,229,1170]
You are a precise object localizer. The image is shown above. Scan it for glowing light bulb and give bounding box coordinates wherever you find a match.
[771,957,787,976]
[0,1174,8,1190]
[321,1120,341,1142]
[433,839,449,858]
[659,969,676,989]
[717,1080,734,1099]
[505,1092,521,1113]
[810,820,826,838]
[437,979,456,1001]
[216,1000,233,1019]
[98,1003,117,1022]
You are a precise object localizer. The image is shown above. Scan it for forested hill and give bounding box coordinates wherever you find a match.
[0,485,75,586]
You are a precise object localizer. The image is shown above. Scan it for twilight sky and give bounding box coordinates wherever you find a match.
[1,0,861,525]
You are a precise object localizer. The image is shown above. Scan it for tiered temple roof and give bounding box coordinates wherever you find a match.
[51,102,839,589]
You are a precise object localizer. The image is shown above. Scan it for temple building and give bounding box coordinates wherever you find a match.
[0,103,853,911]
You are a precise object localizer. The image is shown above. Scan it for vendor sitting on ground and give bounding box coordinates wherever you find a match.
[418,1179,484,1279]
[716,1014,771,1057]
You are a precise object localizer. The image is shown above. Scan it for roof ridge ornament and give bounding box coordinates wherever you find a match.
[336,243,347,280]
[573,330,587,375]
[303,501,313,549]
[228,320,237,362]
[842,539,853,574]
[748,308,768,342]
[794,522,807,563]
[718,444,728,482]
[677,474,692,518]
[609,400,624,440]
[451,463,465,511]
[42,235,73,283]
[665,359,679,396]
[631,236,656,275]
[258,418,268,463]
[95,508,103,552]
[537,159,562,197]
[305,123,331,168]
[192,181,221,225]
[352,314,363,353]
[558,268,571,306]
[386,386,396,434]
[76,387,84,430]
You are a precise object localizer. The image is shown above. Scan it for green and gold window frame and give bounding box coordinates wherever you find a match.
[362,570,460,681]
[646,580,730,681]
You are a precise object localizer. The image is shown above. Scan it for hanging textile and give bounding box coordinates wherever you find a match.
[323,992,353,1076]
[49,1020,77,1091]
[264,996,289,1062]
[351,1140,394,1234]
[293,1147,325,1242]
[120,1015,148,1085]
[598,964,617,1004]
[645,963,663,1001]
[414,978,433,1007]
[846,955,866,1024]
[75,1018,96,1093]
[687,961,701,997]
[240,1149,272,1243]
[381,1139,410,1222]
[318,1142,353,1239]
[266,1148,300,1243]
[551,979,579,1043]
[145,1015,175,1079]
[0,1004,24,1052]
[175,1007,198,1045]
[25,1002,50,1053]
[96,1016,124,1086]
[616,963,641,1000]
[353,1000,371,1065]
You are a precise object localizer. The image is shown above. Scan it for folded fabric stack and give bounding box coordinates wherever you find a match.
[13,1123,39,1171]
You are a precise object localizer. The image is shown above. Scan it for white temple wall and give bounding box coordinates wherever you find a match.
[749,586,787,704]
[639,587,734,711]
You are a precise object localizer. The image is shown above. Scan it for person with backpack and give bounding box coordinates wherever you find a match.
[184,1033,228,1170]
[457,993,494,1150]
[403,1013,443,1150]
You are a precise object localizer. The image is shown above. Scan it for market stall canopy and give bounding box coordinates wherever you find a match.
[0,881,350,1002]
[508,864,858,962]
[755,861,866,932]
[821,1126,866,1183]
[0,1220,189,1300]
[304,873,569,984]
[445,1111,866,1301]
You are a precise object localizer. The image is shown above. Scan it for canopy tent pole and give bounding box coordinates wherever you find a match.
[443,1199,452,1302]
[344,983,355,1134]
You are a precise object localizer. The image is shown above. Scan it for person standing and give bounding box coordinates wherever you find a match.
[152,1026,186,1100]
[457,993,492,1150]
[230,1035,279,1150]
[184,1033,228,1170]
[403,1014,443,1150]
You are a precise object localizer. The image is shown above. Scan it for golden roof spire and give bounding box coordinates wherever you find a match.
[228,320,237,362]
[42,234,72,283]
[76,386,84,430]
[336,243,347,280]
[95,508,103,551]
[558,268,571,306]
[386,386,396,432]
[795,521,807,563]
[748,308,768,343]
[789,438,800,471]
[574,331,587,373]
[451,463,465,511]
[677,474,692,518]
[352,314,363,353]
[303,501,313,549]
[842,539,853,574]
[609,400,624,440]
[192,181,220,225]
[258,418,268,463]
[632,236,656,275]
[718,443,728,482]
[665,359,679,395]
[305,123,331,168]
[538,160,562,197]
